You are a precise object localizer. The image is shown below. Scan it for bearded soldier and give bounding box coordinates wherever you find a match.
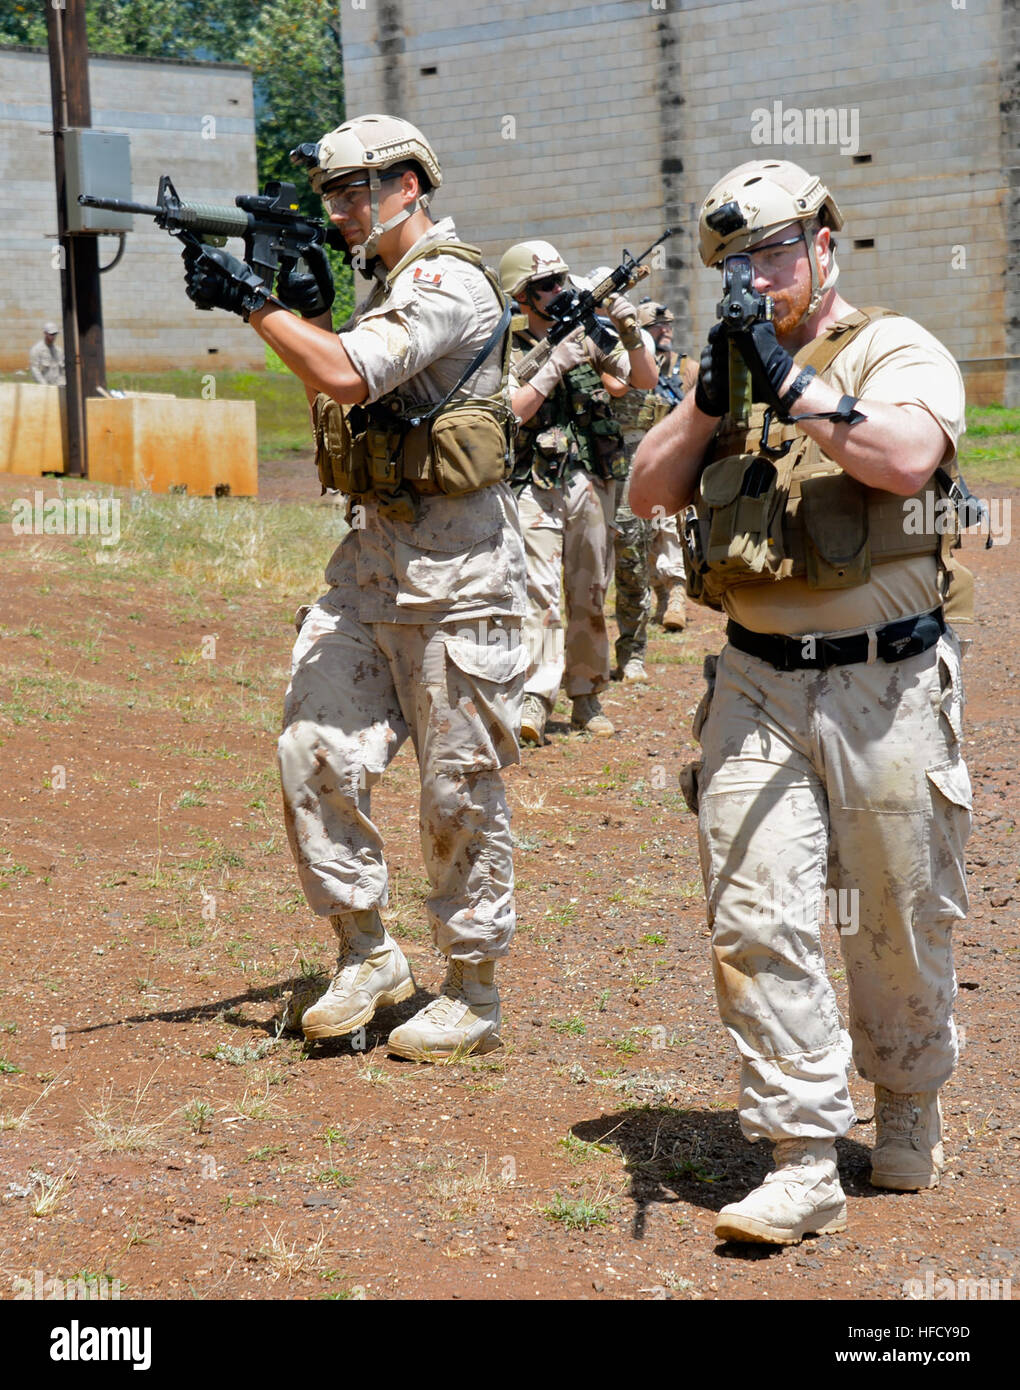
[611,298,698,682]
[632,160,973,1245]
[499,242,657,744]
[181,114,527,1061]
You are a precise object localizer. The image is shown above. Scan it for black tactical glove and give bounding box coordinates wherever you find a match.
[693,322,728,417]
[276,243,335,318]
[729,317,796,411]
[183,243,270,317]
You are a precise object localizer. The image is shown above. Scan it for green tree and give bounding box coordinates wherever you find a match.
[237,1,353,323]
[0,0,353,322]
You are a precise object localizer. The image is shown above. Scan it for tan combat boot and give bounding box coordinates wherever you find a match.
[714,1138,847,1245]
[570,694,614,736]
[387,959,502,1062]
[870,1087,944,1190]
[655,583,687,632]
[621,657,648,683]
[301,910,415,1041]
[519,694,548,746]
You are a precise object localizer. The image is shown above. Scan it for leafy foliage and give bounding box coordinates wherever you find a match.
[0,1,354,319]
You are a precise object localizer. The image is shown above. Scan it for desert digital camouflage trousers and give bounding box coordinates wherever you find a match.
[613,473,687,666]
[695,630,972,1142]
[278,598,526,962]
[516,471,616,704]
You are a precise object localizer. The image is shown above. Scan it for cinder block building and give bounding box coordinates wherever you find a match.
[1,46,263,372]
[340,0,1019,405]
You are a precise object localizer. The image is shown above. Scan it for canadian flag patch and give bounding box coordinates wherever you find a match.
[413,266,444,287]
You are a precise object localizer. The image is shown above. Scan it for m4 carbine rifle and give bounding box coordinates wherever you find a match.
[78,176,342,299]
[514,230,673,384]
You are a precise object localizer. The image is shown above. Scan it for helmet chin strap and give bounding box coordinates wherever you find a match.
[801,226,839,322]
[361,167,431,259]
[523,283,554,322]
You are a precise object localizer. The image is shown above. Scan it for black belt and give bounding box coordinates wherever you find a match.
[726,608,946,671]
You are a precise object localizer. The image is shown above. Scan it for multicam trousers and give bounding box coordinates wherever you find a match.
[278,596,526,963]
[613,472,686,667]
[516,470,616,705]
[695,631,972,1141]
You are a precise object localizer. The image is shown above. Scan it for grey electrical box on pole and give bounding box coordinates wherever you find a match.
[64,131,133,234]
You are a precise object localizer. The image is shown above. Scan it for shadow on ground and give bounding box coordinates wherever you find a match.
[573,1107,877,1257]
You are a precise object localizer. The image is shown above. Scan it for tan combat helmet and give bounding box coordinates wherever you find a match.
[637,300,674,328]
[499,241,569,300]
[698,158,844,321]
[294,114,442,260]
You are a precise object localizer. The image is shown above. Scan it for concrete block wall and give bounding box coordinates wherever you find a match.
[342,0,1015,405]
[1,47,263,373]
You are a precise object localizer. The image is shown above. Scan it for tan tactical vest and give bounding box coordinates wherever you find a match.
[312,240,516,521]
[682,308,973,619]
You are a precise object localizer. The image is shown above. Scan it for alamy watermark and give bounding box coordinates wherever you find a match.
[903,494,1010,546]
[754,884,860,935]
[750,100,860,157]
[902,1265,1012,1301]
[13,1268,122,1300]
[10,490,121,548]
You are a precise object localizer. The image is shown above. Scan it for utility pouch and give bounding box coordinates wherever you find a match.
[313,393,369,494]
[699,452,785,580]
[530,426,570,490]
[799,471,871,588]
[426,402,514,496]
[637,394,672,432]
[365,415,408,492]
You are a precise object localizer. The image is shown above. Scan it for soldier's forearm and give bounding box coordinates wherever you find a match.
[511,382,548,425]
[250,303,368,405]
[788,374,950,496]
[627,345,658,391]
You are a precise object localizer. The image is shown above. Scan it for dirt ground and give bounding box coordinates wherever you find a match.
[0,458,1016,1303]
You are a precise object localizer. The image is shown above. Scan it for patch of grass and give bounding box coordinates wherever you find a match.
[207,1038,278,1066]
[958,405,1020,484]
[316,1166,355,1189]
[559,1133,613,1164]
[0,1056,23,1075]
[29,1166,76,1217]
[510,830,543,851]
[181,1099,214,1134]
[246,1143,287,1163]
[549,1015,586,1037]
[669,1158,723,1184]
[541,1184,614,1231]
[221,1192,277,1211]
[177,791,207,808]
[234,1080,280,1122]
[81,1075,165,1153]
[0,673,101,727]
[256,1223,326,1282]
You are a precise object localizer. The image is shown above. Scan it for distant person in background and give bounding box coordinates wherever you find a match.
[29,322,65,385]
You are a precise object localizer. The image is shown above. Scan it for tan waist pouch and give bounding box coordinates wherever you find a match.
[401,402,514,498]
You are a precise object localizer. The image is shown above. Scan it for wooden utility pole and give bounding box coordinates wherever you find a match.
[45,0,106,478]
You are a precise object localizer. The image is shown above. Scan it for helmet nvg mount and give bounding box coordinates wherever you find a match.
[637,299,674,328]
[291,114,442,263]
[698,158,844,321]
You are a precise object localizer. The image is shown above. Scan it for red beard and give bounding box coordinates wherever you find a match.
[771,276,813,338]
